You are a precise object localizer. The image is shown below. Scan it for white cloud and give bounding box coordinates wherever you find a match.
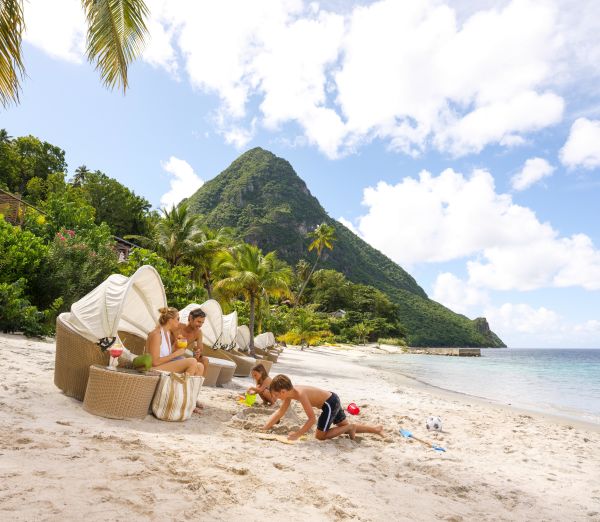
[23,0,86,63]
[142,0,180,75]
[334,0,563,156]
[337,216,360,236]
[160,156,204,208]
[432,272,489,315]
[485,303,560,335]
[560,118,600,169]
[483,303,600,347]
[218,118,257,149]
[430,277,600,347]
[355,167,600,290]
[511,157,554,191]
[434,92,563,156]
[22,0,600,159]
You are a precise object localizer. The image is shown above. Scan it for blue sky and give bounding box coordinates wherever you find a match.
[4,0,600,347]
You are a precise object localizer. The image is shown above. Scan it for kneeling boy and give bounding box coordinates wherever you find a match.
[262,374,384,441]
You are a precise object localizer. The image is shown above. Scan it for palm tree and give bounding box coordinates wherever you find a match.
[215,243,291,355]
[295,222,336,307]
[186,225,236,298]
[0,0,149,107]
[72,165,90,187]
[127,202,202,266]
[0,128,12,143]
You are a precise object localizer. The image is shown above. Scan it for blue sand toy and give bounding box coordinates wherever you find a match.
[400,428,446,452]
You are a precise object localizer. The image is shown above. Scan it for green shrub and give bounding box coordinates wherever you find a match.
[35,226,118,311]
[0,216,47,292]
[0,279,47,336]
[119,249,207,309]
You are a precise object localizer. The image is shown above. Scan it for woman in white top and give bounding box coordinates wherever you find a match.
[147,307,204,376]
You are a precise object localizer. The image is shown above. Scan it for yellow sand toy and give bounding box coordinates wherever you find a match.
[237,393,257,406]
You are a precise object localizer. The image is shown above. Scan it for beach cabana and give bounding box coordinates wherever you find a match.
[235,325,251,352]
[175,303,228,387]
[55,265,167,401]
[254,332,279,362]
[180,300,224,348]
[221,311,238,349]
[185,300,256,378]
[254,332,276,350]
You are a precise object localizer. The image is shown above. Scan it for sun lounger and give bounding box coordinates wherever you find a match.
[254,347,278,362]
[202,357,235,386]
[201,344,252,377]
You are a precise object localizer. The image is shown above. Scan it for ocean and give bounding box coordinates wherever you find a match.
[364,348,600,425]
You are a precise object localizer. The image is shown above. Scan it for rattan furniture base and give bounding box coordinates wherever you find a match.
[83,365,160,420]
[55,315,109,401]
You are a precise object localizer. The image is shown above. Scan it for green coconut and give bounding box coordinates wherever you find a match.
[132,353,153,371]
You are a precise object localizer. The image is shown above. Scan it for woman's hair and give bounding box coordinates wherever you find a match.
[251,363,269,385]
[158,307,179,326]
[269,374,293,392]
[189,308,206,320]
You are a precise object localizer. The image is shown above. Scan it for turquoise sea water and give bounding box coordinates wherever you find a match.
[364,349,600,424]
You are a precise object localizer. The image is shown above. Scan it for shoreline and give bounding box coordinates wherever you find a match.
[366,353,600,432]
[2,333,600,521]
[326,344,600,430]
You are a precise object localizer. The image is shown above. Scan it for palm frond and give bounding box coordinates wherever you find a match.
[0,0,25,107]
[82,0,149,93]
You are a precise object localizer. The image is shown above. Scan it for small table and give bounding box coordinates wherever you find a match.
[83,365,160,420]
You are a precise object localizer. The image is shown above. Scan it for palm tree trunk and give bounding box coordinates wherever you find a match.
[294,252,321,308]
[248,292,256,356]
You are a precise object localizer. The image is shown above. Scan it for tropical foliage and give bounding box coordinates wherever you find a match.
[295,222,335,306]
[119,248,206,309]
[0,130,504,347]
[186,147,505,347]
[215,244,292,354]
[0,0,149,106]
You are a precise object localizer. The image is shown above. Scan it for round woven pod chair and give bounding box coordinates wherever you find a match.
[232,347,274,374]
[117,331,147,356]
[201,345,238,385]
[202,344,237,365]
[254,347,278,363]
[254,357,273,374]
[54,315,109,401]
[83,365,161,420]
[224,351,255,377]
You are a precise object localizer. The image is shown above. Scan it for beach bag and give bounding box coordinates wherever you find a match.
[151,372,204,421]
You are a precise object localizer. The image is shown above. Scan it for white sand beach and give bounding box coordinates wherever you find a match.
[1,333,599,521]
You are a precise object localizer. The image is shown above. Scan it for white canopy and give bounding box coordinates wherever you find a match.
[235,325,251,351]
[179,303,203,324]
[254,331,275,350]
[221,311,238,346]
[180,299,224,348]
[64,265,167,343]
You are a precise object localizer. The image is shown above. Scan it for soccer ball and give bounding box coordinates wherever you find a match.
[426,416,442,431]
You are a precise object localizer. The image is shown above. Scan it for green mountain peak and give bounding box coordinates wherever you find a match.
[187,148,505,347]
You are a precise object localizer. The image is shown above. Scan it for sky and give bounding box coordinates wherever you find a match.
[3,0,600,348]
